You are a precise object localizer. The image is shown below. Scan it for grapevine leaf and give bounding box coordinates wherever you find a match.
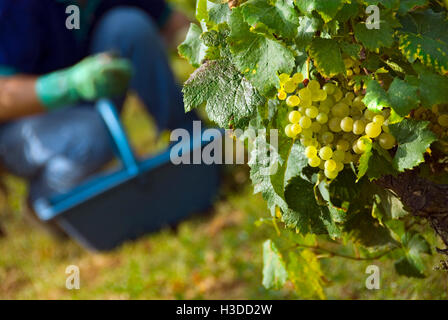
[398,0,429,15]
[360,0,400,9]
[208,1,231,25]
[375,188,409,220]
[183,60,264,128]
[363,79,391,112]
[178,23,208,68]
[366,145,397,180]
[395,232,431,278]
[399,9,448,44]
[334,1,360,22]
[387,78,420,117]
[296,16,321,48]
[354,20,394,51]
[241,0,299,38]
[294,0,347,23]
[262,240,288,289]
[412,64,448,107]
[340,42,362,60]
[227,8,295,96]
[287,251,326,299]
[357,137,373,180]
[389,118,436,171]
[309,38,345,77]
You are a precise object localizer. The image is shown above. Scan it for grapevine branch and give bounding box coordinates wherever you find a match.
[377,172,448,254]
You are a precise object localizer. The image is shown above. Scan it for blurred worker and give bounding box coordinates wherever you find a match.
[0,0,195,203]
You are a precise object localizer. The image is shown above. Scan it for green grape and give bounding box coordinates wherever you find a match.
[316,89,328,101]
[319,96,334,111]
[301,137,318,147]
[321,131,334,144]
[333,87,343,102]
[298,87,312,101]
[332,150,345,162]
[325,159,337,171]
[350,107,362,118]
[292,72,304,84]
[305,146,318,158]
[319,161,325,170]
[328,117,342,133]
[352,96,365,109]
[308,156,321,167]
[279,73,290,84]
[322,83,336,95]
[301,128,313,138]
[308,80,321,92]
[341,97,353,107]
[336,139,349,151]
[319,146,333,160]
[372,114,384,125]
[345,92,355,101]
[344,58,354,68]
[364,109,376,121]
[306,106,319,118]
[343,152,352,164]
[353,66,360,74]
[277,90,287,100]
[298,106,307,114]
[335,161,344,172]
[438,114,448,127]
[291,124,302,135]
[331,102,349,118]
[320,124,329,132]
[316,112,328,124]
[378,132,396,150]
[356,138,368,152]
[340,117,354,132]
[365,122,382,138]
[288,110,301,124]
[285,124,295,138]
[284,79,297,93]
[299,116,312,129]
[300,97,312,107]
[353,119,365,135]
[324,168,338,179]
[352,141,363,154]
[286,95,300,107]
[310,122,322,133]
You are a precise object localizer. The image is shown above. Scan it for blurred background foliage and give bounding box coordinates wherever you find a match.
[0,0,447,300]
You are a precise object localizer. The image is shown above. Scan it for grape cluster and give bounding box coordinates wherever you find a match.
[278,72,396,180]
[413,105,448,138]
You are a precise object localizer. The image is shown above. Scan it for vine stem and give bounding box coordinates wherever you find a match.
[289,243,395,261]
[306,57,310,79]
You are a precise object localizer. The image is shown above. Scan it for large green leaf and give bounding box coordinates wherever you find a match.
[295,0,347,23]
[308,38,346,77]
[362,79,391,112]
[395,232,431,278]
[389,118,436,171]
[412,64,448,107]
[178,23,208,68]
[227,8,295,96]
[387,78,420,117]
[241,0,299,38]
[182,60,264,128]
[354,20,395,51]
[398,0,429,15]
[262,240,288,289]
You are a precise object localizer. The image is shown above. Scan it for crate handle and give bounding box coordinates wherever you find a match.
[96,99,139,175]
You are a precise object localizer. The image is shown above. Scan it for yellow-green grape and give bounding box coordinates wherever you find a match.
[437,114,448,127]
[325,159,337,171]
[321,131,334,144]
[352,96,365,109]
[319,146,333,160]
[300,97,312,107]
[340,116,354,132]
[279,73,290,85]
[291,124,302,135]
[316,112,329,124]
[299,116,312,129]
[356,138,368,153]
[288,110,301,124]
[365,122,382,138]
[310,122,322,133]
[344,58,354,68]
[324,168,338,179]
[285,124,295,138]
[353,119,366,135]
[292,72,304,84]
[345,92,355,101]
[352,140,363,154]
[343,152,352,164]
[336,139,350,151]
[316,89,328,101]
[308,156,321,167]
[332,103,350,118]
[335,161,344,172]
[277,90,287,100]
[320,124,329,132]
[319,161,325,170]
[378,132,396,150]
[382,124,390,133]
[332,149,345,162]
[353,66,360,74]
[364,109,376,121]
[372,114,385,126]
[328,117,342,133]
[301,137,318,147]
[341,97,353,107]
[306,106,319,118]
[342,132,356,142]
[350,107,363,118]
[298,87,312,101]
[298,106,307,114]
[305,145,318,158]
[308,80,321,92]
[301,128,313,138]
[286,95,300,107]
[322,83,336,95]
[347,69,353,76]
[284,79,297,93]
[333,87,343,102]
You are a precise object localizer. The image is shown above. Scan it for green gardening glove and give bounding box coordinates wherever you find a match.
[36,53,132,110]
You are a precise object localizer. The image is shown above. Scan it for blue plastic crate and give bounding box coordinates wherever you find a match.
[33,100,221,251]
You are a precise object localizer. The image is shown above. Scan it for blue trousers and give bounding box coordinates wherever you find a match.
[0,7,196,201]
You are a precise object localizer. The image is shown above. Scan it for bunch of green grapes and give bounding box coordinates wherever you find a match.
[413,105,448,139]
[344,57,362,78]
[278,72,396,180]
